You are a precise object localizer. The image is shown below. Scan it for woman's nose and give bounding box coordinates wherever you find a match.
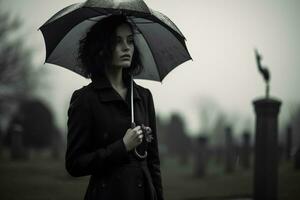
[121,41,130,51]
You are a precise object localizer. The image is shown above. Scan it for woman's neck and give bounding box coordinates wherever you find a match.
[105,67,125,90]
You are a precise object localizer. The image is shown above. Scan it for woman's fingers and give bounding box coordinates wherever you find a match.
[134,130,143,143]
[138,134,143,142]
[124,126,144,151]
[137,135,143,144]
[130,126,144,144]
[132,127,142,137]
[132,126,141,132]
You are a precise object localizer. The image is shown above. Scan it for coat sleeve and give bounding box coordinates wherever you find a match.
[146,89,164,200]
[65,89,129,177]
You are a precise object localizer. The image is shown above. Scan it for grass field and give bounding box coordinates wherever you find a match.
[0,153,300,200]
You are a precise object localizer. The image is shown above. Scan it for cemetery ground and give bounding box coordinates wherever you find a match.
[0,153,299,200]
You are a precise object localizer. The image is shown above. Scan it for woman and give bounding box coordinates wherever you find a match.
[65,15,164,200]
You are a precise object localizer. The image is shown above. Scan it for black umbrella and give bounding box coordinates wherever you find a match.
[39,0,191,81]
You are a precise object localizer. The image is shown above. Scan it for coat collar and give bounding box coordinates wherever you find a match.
[90,73,142,102]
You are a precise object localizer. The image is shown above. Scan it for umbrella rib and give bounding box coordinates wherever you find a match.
[132,22,155,24]
[128,17,162,81]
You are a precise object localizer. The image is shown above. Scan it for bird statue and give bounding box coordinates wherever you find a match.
[255,49,270,98]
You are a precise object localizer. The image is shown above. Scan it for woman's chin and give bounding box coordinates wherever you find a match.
[111,63,131,70]
[121,63,131,68]
[123,65,131,69]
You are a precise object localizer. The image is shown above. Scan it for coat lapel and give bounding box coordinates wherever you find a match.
[90,73,142,103]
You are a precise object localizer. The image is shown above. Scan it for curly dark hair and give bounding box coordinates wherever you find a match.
[78,15,143,78]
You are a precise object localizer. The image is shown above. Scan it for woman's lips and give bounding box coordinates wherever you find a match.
[121,55,131,60]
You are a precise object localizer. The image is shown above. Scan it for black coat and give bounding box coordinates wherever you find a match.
[65,73,164,200]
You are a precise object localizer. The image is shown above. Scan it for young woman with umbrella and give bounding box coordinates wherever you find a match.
[39,1,191,200]
[66,15,163,200]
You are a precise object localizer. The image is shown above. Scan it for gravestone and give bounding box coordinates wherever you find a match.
[0,127,2,156]
[225,126,234,173]
[194,136,208,178]
[295,147,300,170]
[241,131,251,169]
[8,115,28,160]
[285,125,292,161]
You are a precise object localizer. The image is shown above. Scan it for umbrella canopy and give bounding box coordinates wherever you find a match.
[39,0,191,81]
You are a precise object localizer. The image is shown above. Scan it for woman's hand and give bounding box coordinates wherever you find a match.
[123,126,143,151]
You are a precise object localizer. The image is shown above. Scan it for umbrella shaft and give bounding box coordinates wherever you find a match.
[131,75,135,128]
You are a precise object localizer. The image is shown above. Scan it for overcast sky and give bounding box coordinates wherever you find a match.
[3,0,300,136]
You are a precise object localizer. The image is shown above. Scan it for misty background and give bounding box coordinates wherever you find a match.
[1,0,300,138]
[1,0,300,200]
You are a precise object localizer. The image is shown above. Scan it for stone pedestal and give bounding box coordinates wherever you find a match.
[253,98,281,200]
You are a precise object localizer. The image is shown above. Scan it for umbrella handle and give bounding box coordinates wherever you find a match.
[131,122,136,129]
[135,148,148,159]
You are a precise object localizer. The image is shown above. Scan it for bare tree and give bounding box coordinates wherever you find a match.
[0,2,44,145]
[0,9,34,101]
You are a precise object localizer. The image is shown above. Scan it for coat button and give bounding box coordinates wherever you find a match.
[137,182,143,188]
[101,182,106,188]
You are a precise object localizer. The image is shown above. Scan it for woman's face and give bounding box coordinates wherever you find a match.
[111,23,134,69]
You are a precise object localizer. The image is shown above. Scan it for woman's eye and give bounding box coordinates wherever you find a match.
[114,37,134,46]
[128,39,134,44]
[116,39,122,44]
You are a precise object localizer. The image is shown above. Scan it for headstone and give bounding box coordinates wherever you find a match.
[0,127,2,156]
[294,147,300,170]
[253,98,281,200]
[225,126,234,173]
[194,136,208,178]
[179,129,190,166]
[214,146,223,164]
[285,125,292,161]
[241,131,251,169]
[9,121,28,160]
